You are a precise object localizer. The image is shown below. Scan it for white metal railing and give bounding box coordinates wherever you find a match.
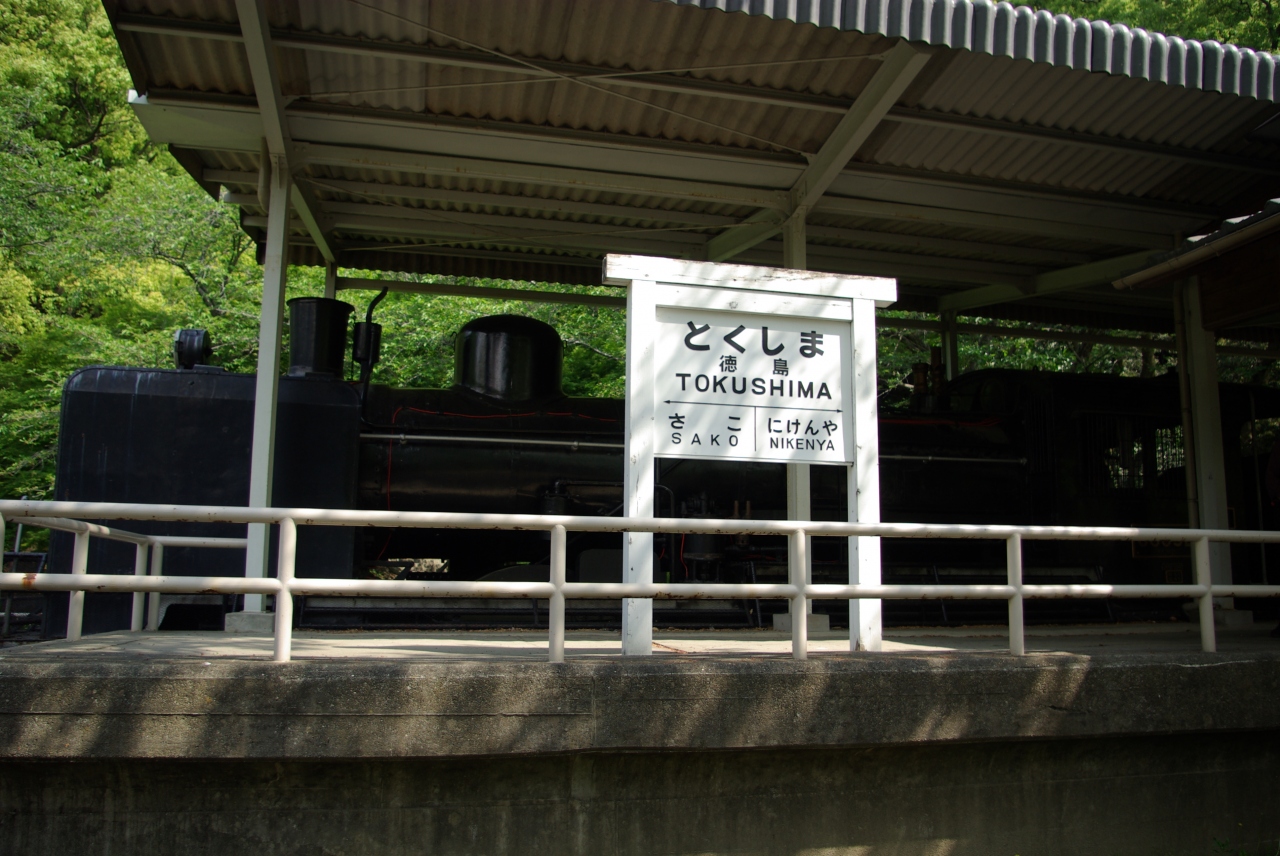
[2,499,1279,663]
[6,514,247,640]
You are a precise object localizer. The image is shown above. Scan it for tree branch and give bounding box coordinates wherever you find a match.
[564,338,622,361]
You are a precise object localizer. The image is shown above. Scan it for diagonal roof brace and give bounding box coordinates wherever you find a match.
[706,41,931,263]
[936,251,1159,313]
[233,0,335,262]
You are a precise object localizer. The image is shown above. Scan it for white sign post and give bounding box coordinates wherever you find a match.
[605,255,897,655]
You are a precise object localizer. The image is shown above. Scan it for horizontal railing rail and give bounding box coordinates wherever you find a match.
[2,499,1278,662]
[1,510,247,639]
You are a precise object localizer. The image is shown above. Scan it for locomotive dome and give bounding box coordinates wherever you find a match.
[454,315,564,403]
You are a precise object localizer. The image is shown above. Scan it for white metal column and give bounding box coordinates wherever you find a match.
[1182,277,1233,590]
[940,310,960,381]
[782,215,814,621]
[243,154,291,610]
[849,295,883,651]
[323,262,337,299]
[621,280,657,655]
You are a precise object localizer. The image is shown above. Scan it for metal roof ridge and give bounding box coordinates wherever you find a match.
[663,0,1280,101]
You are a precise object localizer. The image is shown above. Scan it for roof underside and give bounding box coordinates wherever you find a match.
[107,0,1280,336]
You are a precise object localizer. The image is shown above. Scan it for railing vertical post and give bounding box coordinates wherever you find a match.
[273,518,296,663]
[66,530,90,642]
[549,524,566,663]
[1006,533,1025,656]
[791,529,808,661]
[1194,535,1216,653]
[146,543,164,631]
[130,543,149,632]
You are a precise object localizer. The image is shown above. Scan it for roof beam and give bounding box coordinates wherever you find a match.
[707,42,930,262]
[739,247,1025,288]
[335,276,626,307]
[228,143,1169,248]
[884,107,1280,177]
[315,215,706,259]
[321,201,709,244]
[747,240,1039,280]
[814,196,1170,249]
[114,13,871,114]
[800,224,1091,266]
[936,251,1157,313]
[115,13,1280,176]
[333,242,601,267]
[704,210,787,262]
[790,45,932,215]
[315,200,1041,279]
[149,91,1215,227]
[299,178,739,227]
[233,0,335,262]
[223,179,1090,266]
[296,142,789,209]
[254,210,1032,286]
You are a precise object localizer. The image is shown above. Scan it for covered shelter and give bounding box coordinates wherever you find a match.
[104,0,1280,620]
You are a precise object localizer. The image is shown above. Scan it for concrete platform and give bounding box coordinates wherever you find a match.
[1,625,1277,854]
[4,621,1277,661]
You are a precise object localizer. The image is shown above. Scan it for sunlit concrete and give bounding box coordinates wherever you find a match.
[2,622,1275,661]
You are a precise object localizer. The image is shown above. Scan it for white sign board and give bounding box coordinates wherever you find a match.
[654,308,850,463]
[604,254,897,657]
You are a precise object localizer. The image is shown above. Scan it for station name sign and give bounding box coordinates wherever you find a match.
[654,308,849,463]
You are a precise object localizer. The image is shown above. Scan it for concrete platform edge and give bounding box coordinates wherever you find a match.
[0,652,1276,760]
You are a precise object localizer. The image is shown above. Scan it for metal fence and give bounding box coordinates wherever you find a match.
[2,499,1279,663]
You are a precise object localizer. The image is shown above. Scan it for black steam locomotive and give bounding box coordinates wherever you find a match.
[47,298,1280,634]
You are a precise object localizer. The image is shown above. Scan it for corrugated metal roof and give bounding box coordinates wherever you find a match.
[671,0,1280,99]
[105,0,1280,332]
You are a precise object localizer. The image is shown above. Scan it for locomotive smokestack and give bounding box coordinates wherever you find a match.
[287,297,354,377]
[454,315,563,403]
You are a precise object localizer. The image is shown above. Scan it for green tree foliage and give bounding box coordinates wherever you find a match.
[351,286,625,397]
[0,0,148,166]
[1035,0,1280,52]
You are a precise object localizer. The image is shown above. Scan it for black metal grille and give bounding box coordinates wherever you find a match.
[1079,413,1184,495]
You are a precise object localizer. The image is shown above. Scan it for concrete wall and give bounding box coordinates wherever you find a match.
[2,732,1277,855]
[2,654,1279,758]
[2,652,1278,854]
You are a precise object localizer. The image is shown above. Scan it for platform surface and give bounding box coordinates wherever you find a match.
[1,621,1276,661]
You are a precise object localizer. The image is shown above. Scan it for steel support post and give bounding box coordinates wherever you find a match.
[941,310,960,381]
[324,262,337,299]
[244,153,291,611]
[791,529,808,660]
[66,530,89,642]
[549,524,566,663]
[146,543,163,631]
[273,518,296,663]
[849,296,884,651]
[1195,536,1217,653]
[783,216,814,621]
[787,465,813,617]
[130,543,148,632]
[621,281,656,655]
[1006,534,1025,655]
[1181,278,1234,595]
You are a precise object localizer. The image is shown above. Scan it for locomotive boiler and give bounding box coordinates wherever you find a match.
[46,297,1280,634]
